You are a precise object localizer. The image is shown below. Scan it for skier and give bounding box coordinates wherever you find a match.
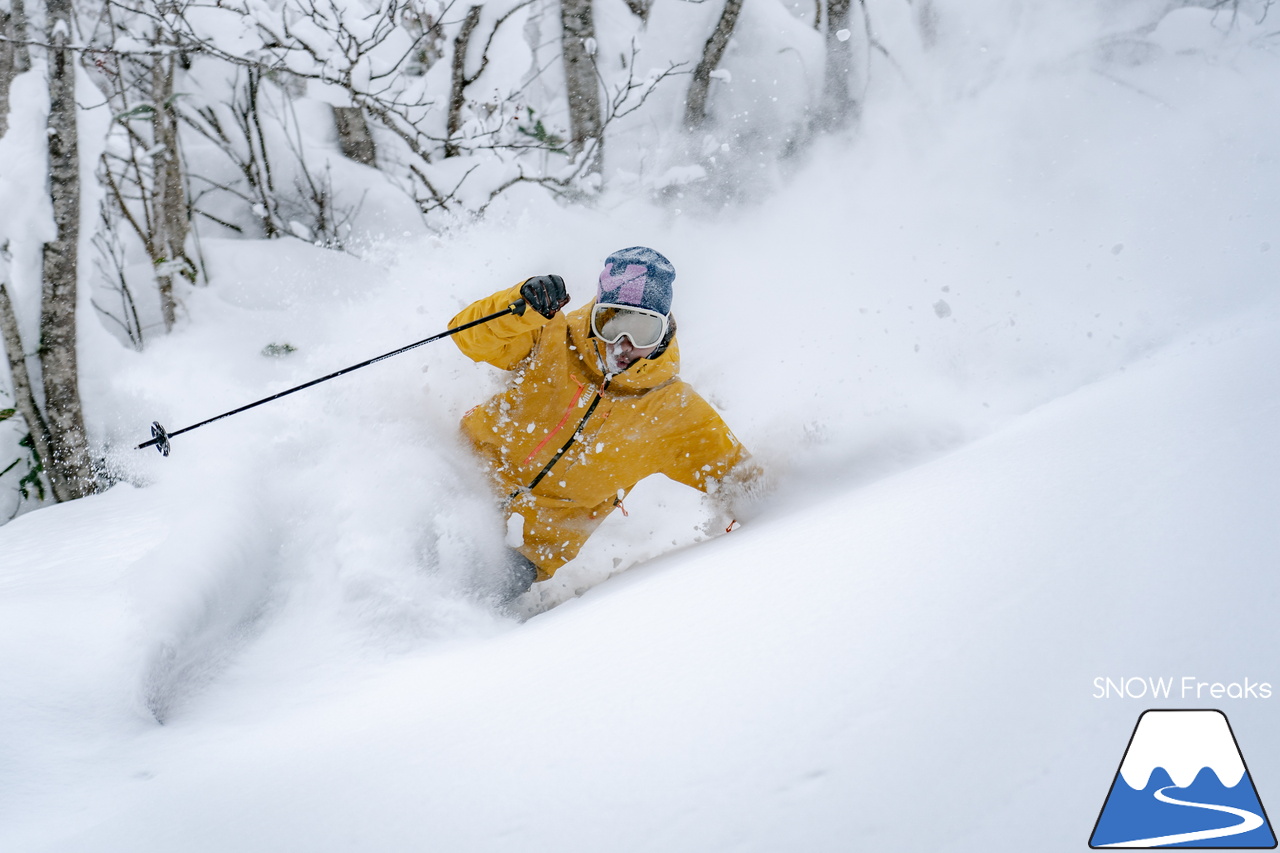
[449,247,759,602]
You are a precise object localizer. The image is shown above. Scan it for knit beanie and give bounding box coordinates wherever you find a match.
[596,247,676,316]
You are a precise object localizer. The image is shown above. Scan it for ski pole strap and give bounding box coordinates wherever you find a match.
[510,375,612,502]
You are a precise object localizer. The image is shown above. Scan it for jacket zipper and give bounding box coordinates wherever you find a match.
[510,375,612,501]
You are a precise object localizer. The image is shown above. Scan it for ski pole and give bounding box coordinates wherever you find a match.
[138,299,527,456]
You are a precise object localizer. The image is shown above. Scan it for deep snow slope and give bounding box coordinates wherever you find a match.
[3,283,1279,853]
[2,2,1280,850]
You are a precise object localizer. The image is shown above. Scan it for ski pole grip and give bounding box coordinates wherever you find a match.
[510,298,527,317]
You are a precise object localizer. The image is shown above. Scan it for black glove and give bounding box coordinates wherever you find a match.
[520,274,570,320]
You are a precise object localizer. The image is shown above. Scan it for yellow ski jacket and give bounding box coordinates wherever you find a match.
[450,284,749,579]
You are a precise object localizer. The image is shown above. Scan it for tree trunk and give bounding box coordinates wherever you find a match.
[1,0,33,138]
[0,282,67,501]
[684,0,743,131]
[445,5,482,159]
[913,0,938,49]
[620,0,650,24]
[818,0,857,130]
[151,37,191,332]
[334,106,376,166]
[559,0,602,173]
[40,0,95,499]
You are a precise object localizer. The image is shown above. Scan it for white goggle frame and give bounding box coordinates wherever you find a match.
[590,302,669,349]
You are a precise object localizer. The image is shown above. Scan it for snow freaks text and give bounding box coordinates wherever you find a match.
[1093,677,1273,701]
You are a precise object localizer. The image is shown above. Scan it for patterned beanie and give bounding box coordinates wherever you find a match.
[596,247,676,316]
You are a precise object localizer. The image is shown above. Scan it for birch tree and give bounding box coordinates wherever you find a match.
[446,4,483,159]
[334,106,376,166]
[0,281,59,501]
[148,34,192,331]
[684,0,743,130]
[39,0,97,498]
[818,0,857,129]
[559,0,603,174]
[1,0,32,137]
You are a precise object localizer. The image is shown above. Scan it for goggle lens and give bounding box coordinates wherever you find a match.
[591,304,667,349]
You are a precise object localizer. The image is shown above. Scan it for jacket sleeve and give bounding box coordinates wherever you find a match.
[658,388,753,494]
[449,283,551,371]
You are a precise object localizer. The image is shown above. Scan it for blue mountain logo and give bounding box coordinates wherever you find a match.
[1091,709,1277,848]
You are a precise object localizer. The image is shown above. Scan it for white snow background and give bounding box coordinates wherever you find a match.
[2,1,1280,850]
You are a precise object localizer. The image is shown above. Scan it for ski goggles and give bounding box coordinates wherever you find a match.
[590,303,669,349]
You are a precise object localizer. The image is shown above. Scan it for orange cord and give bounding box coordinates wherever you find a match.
[523,377,586,465]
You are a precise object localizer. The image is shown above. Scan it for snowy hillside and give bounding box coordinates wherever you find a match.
[5,279,1280,853]
[2,1,1280,851]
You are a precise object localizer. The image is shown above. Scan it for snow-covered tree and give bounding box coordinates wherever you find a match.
[0,0,33,137]
[38,0,97,499]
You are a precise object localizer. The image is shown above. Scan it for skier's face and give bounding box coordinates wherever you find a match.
[603,338,658,374]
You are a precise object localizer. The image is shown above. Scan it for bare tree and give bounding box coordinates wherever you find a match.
[446,4,483,159]
[621,0,651,24]
[559,0,603,173]
[334,106,376,166]
[40,0,97,498]
[90,207,146,349]
[89,5,196,335]
[129,0,678,212]
[445,0,535,158]
[181,66,286,239]
[1202,0,1278,25]
[684,0,743,131]
[149,32,192,330]
[475,40,685,214]
[179,65,361,247]
[399,1,447,76]
[911,0,938,49]
[0,281,63,501]
[153,0,462,214]
[818,0,858,129]
[1,0,32,137]
[148,0,459,214]
[72,0,682,234]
